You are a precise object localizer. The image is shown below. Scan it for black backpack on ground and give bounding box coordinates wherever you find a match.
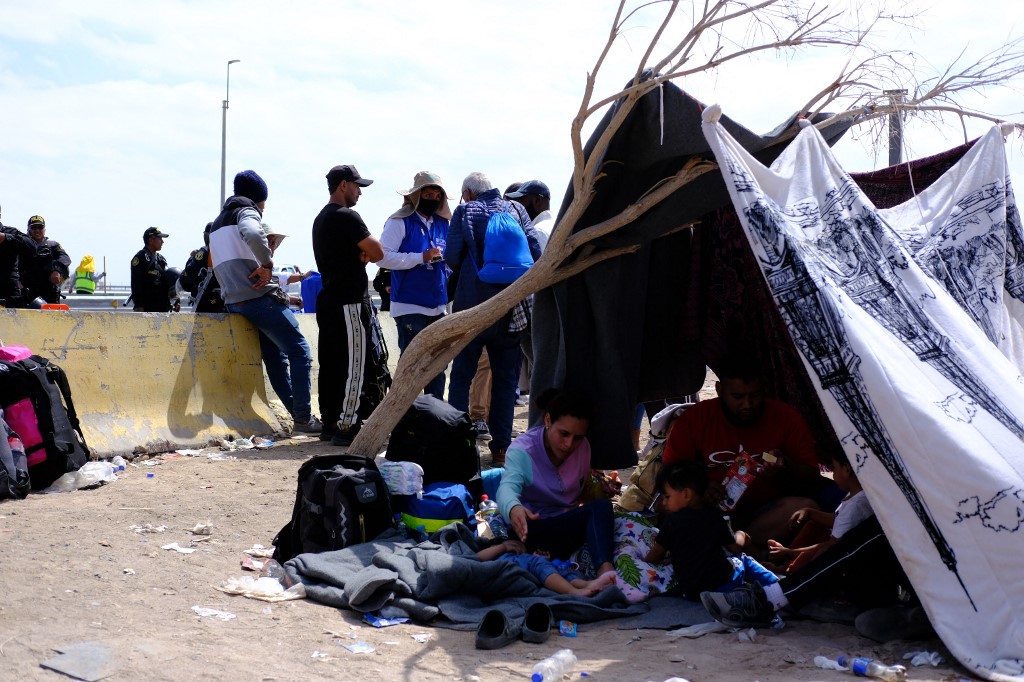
[385,395,481,489]
[0,355,90,490]
[0,410,30,500]
[272,453,394,563]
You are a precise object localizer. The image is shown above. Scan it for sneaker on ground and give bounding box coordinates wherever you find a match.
[514,397,527,407]
[473,419,492,442]
[700,585,775,628]
[293,416,323,433]
[331,426,361,447]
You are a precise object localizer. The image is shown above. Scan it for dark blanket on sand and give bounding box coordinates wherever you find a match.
[284,524,648,630]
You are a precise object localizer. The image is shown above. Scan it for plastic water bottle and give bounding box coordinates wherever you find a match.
[531,648,576,682]
[478,495,508,541]
[111,455,126,471]
[838,656,907,682]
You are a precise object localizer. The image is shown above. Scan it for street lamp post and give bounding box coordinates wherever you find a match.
[220,59,241,208]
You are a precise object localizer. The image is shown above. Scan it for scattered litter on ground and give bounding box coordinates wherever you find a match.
[129,523,167,534]
[627,634,642,645]
[241,555,265,572]
[243,544,274,558]
[311,651,329,660]
[383,641,400,646]
[665,622,729,639]
[191,521,213,535]
[559,620,577,637]
[737,628,756,643]
[207,453,239,461]
[364,613,408,627]
[161,542,196,554]
[39,641,118,682]
[214,576,306,602]
[411,633,431,644]
[123,568,135,575]
[191,606,235,621]
[814,656,847,671]
[341,642,374,654]
[903,650,945,666]
[43,462,118,493]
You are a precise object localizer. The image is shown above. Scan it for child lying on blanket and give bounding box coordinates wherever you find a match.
[644,462,785,605]
[476,539,618,596]
[767,450,872,574]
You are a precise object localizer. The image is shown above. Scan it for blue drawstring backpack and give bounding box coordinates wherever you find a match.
[476,202,533,284]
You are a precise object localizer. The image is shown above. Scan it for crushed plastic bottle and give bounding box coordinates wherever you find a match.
[111,455,127,471]
[44,461,117,493]
[532,648,576,682]
[477,494,509,541]
[837,656,907,682]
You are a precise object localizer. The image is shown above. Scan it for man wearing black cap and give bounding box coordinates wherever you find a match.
[210,170,321,434]
[312,164,389,445]
[0,204,38,308]
[21,215,71,305]
[506,180,553,252]
[130,227,172,312]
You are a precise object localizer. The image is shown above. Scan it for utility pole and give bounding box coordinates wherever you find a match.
[220,59,241,208]
[884,88,907,166]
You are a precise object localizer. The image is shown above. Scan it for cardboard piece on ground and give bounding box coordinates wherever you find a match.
[39,641,118,681]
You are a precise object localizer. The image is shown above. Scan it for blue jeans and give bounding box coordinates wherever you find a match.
[448,320,521,451]
[518,498,615,568]
[395,313,446,400]
[227,294,313,421]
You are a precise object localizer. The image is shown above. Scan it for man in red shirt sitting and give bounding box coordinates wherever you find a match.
[663,357,828,551]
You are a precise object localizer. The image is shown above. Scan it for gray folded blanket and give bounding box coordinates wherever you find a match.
[284,523,649,628]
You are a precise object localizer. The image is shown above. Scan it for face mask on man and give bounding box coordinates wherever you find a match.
[417,198,440,216]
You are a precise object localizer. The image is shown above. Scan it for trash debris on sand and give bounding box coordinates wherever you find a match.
[191,606,235,621]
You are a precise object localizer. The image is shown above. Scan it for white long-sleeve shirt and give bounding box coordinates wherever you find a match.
[377,214,447,317]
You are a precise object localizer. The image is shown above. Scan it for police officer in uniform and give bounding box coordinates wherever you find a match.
[130,227,171,312]
[21,215,71,305]
[178,223,225,312]
[0,203,37,308]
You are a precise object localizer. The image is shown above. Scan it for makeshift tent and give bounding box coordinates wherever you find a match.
[531,82,857,469]
[702,108,1024,680]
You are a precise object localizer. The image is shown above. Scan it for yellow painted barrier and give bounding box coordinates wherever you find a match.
[0,309,284,457]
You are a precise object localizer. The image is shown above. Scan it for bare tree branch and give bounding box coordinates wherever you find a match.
[349,0,1024,458]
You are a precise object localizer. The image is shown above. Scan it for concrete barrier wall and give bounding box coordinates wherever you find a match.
[0,308,402,457]
[0,309,284,456]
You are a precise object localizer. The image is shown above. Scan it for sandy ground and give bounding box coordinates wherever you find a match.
[0,404,971,682]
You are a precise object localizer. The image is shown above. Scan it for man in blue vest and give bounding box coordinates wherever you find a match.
[377,171,452,400]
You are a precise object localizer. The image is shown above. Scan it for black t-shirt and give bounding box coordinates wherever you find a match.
[312,202,372,305]
[656,507,736,598]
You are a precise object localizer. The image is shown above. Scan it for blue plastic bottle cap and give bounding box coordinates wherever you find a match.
[146,472,155,478]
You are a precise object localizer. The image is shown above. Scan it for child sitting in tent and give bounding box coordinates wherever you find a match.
[644,461,784,605]
[766,449,872,574]
[476,539,617,596]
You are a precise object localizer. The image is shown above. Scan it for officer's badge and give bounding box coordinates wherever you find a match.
[132,256,140,266]
[194,252,204,261]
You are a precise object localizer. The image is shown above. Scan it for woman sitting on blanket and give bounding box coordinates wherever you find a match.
[496,389,619,580]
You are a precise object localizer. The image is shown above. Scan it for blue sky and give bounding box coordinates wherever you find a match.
[1,0,1021,285]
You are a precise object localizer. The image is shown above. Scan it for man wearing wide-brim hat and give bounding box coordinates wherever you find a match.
[377,170,453,400]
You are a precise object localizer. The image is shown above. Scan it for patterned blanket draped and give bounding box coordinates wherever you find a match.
[702,108,1024,681]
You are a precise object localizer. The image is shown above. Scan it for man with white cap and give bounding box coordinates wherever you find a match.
[377,171,452,400]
